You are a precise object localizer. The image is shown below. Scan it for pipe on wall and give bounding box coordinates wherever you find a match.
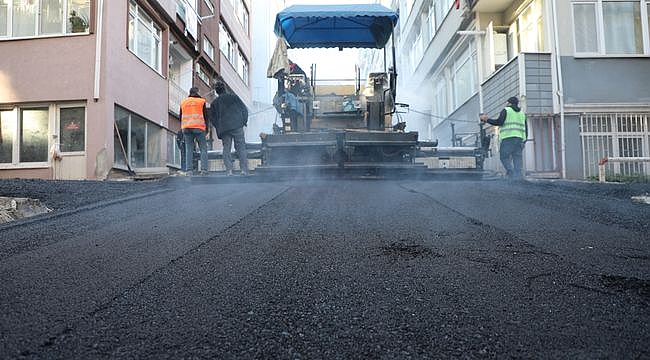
[551,0,566,179]
[93,0,104,101]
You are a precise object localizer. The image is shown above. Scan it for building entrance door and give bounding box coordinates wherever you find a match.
[527,115,561,177]
[54,106,87,180]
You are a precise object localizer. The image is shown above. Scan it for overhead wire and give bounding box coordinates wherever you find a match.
[408,107,478,124]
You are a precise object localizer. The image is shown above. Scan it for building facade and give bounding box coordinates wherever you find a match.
[0,0,252,180]
[392,0,650,180]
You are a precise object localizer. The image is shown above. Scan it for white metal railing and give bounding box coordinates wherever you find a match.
[169,80,185,115]
[581,112,650,181]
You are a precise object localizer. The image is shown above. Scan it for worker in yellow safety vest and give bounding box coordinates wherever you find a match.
[480,96,527,179]
[179,87,209,175]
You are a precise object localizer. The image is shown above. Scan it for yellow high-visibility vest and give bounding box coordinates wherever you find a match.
[500,107,526,140]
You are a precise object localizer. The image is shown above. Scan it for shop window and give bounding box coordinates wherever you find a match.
[114,107,130,168]
[114,105,164,170]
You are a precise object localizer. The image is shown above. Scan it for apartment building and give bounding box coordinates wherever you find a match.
[0,0,251,180]
[392,0,650,180]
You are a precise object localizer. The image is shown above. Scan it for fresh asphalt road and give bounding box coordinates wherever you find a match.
[0,177,648,359]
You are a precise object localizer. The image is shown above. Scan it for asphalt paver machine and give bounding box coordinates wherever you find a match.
[260,4,428,177]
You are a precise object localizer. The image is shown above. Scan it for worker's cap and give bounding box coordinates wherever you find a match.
[189,86,200,95]
[507,96,519,105]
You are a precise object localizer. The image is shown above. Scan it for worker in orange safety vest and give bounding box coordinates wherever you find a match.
[179,86,209,175]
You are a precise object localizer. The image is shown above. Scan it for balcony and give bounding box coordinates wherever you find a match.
[168,41,193,115]
[482,52,554,116]
[469,0,514,13]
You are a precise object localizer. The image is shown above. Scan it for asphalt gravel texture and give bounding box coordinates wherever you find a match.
[1,176,649,215]
[0,178,172,213]
[0,175,649,359]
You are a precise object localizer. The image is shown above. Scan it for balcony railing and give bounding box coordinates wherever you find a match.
[482,52,553,117]
[169,80,185,115]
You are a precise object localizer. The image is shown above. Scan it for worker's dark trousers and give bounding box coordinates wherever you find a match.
[183,128,208,172]
[499,137,524,178]
[221,127,248,173]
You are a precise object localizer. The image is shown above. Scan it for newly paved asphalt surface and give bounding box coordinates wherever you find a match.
[0,175,649,359]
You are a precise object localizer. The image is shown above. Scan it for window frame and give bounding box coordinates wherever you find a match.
[219,21,235,64]
[203,0,214,15]
[128,0,162,73]
[0,0,90,40]
[58,104,86,154]
[197,64,210,85]
[203,35,215,62]
[0,103,89,167]
[0,107,18,165]
[114,105,165,170]
[572,0,650,57]
[237,49,248,84]
[517,0,545,52]
[451,45,477,108]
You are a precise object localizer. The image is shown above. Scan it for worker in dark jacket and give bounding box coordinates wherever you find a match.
[480,96,527,179]
[209,81,249,176]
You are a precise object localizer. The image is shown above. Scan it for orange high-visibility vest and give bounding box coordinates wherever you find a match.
[180,97,207,131]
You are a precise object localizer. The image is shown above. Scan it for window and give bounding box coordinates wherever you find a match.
[452,46,477,107]
[413,29,423,67]
[428,2,437,40]
[432,76,447,125]
[236,0,248,33]
[0,104,88,166]
[59,107,85,152]
[404,0,413,18]
[237,50,248,84]
[197,64,210,85]
[166,130,182,168]
[229,0,248,33]
[20,108,49,163]
[573,2,599,52]
[518,0,544,52]
[0,107,50,165]
[0,0,90,38]
[603,1,643,53]
[219,22,234,64]
[0,109,15,163]
[114,106,164,169]
[434,0,455,30]
[573,0,647,55]
[204,0,214,14]
[128,0,162,72]
[203,36,214,61]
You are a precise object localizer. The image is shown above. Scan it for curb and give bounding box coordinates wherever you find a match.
[0,188,171,231]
